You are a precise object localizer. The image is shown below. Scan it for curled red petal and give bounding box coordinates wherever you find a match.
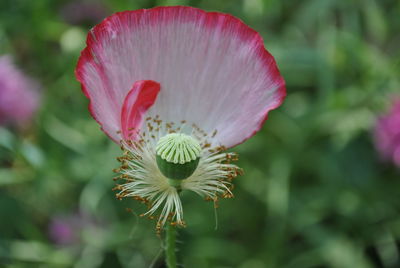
[121,80,160,141]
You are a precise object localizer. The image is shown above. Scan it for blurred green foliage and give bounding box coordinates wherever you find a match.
[1,0,400,267]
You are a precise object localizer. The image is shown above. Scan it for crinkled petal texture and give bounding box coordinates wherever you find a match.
[76,6,286,148]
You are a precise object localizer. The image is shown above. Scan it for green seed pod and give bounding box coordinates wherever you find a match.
[156,133,201,180]
[156,155,200,180]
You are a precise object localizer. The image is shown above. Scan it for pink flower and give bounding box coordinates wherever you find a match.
[0,55,40,126]
[76,7,285,227]
[48,213,100,246]
[60,1,108,25]
[48,217,77,245]
[374,99,400,167]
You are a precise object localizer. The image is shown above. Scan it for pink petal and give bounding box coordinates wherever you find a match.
[76,7,286,147]
[121,80,160,141]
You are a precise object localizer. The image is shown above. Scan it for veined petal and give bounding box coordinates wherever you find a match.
[121,80,160,140]
[76,6,286,147]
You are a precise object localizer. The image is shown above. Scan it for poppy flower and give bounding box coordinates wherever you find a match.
[374,99,400,167]
[76,6,285,228]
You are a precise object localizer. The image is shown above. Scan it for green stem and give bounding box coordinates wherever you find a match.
[165,224,177,268]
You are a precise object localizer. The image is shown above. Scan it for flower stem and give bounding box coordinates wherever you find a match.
[165,224,177,268]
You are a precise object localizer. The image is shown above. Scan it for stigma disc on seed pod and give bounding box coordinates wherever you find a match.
[156,133,201,180]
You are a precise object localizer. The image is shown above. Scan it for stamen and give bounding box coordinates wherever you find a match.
[112,116,242,230]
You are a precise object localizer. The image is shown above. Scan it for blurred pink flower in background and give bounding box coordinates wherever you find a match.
[374,99,400,167]
[60,1,108,25]
[48,212,101,246]
[0,55,40,126]
[49,217,78,245]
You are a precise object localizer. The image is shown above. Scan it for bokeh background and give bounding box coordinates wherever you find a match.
[1,0,400,267]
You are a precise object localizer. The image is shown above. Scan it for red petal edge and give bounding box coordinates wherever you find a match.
[75,6,286,147]
[121,80,160,141]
